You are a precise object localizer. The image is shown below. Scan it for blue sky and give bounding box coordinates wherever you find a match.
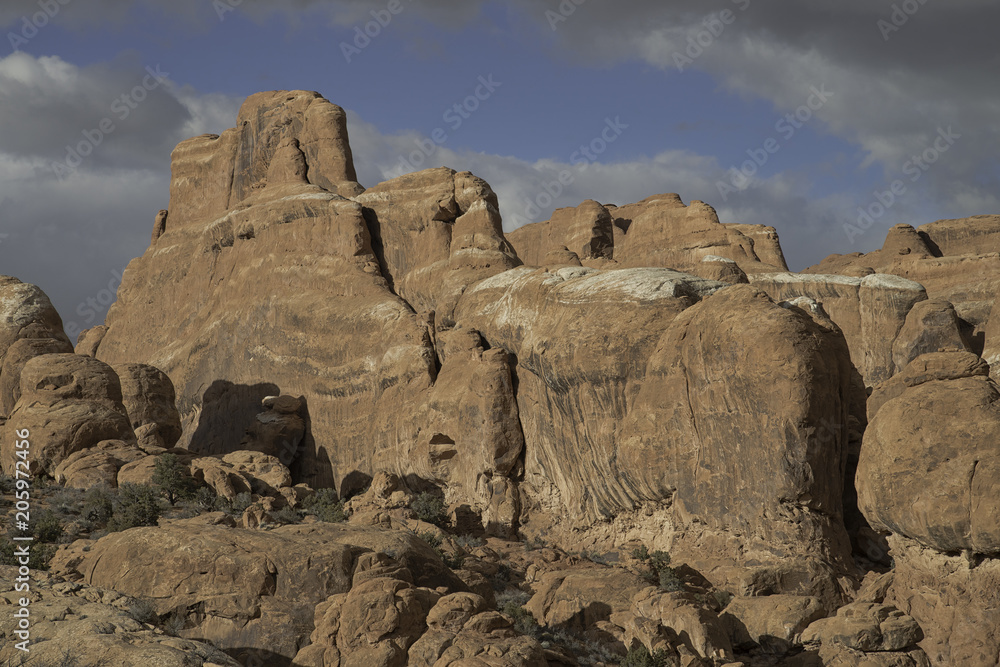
[0,0,996,339]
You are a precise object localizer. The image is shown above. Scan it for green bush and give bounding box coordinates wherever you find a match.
[303,488,346,523]
[82,485,116,526]
[152,453,199,505]
[498,596,540,638]
[643,550,685,593]
[410,491,447,526]
[0,539,57,570]
[620,644,674,667]
[194,486,219,512]
[32,509,64,543]
[0,473,15,494]
[269,506,302,524]
[632,544,650,562]
[108,483,161,532]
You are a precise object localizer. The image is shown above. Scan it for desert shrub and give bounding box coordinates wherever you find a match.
[0,538,57,570]
[643,550,685,593]
[490,562,513,591]
[32,509,64,543]
[499,598,540,638]
[127,597,159,624]
[418,531,442,548]
[107,483,161,532]
[82,485,116,526]
[620,644,674,667]
[303,488,346,523]
[269,506,302,524]
[410,491,447,526]
[194,486,219,512]
[163,611,186,636]
[523,535,548,551]
[0,473,16,494]
[152,453,199,505]
[632,545,650,562]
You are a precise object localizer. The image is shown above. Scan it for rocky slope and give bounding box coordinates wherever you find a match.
[1,89,998,666]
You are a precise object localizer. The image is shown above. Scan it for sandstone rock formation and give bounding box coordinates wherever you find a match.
[0,353,135,475]
[0,566,240,667]
[113,362,183,450]
[50,515,468,661]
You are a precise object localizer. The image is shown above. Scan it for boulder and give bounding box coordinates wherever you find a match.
[802,601,928,665]
[113,362,183,449]
[0,353,135,475]
[0,275,72,367]
[0,336,73,415]
[891,299,969,373]
[526,568,650,630]
[238,394,306,466]
[857,352,1000,554]
[53,439,147,489]
[74,324,108,357]
[626,589,734,662]
[49,516,468,661]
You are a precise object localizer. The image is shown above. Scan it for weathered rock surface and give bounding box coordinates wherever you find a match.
[807,218,1000,347]
[507,199,614,266]
[748,272,927,387]
[801,600,929,666]
[884,534,1000,666]
[611,194,788,274]
[891,298,969,374]
[0,353,135,475]
[526,568,650,630]
[721,594,825,652]
[0,275,72,365]
[857,351,1000,554]
[113,362,183,450]
[356,167,521,321]
[0,335,74,415]
[50,515,467,661]
[53,438,147,488]
[0,566,241,667]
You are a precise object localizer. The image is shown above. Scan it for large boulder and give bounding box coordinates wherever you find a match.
[0,353,135,475]
[857,351,1000,555]
[112,362,183,449]
[50,516,468,661]
[0,336,73,415]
